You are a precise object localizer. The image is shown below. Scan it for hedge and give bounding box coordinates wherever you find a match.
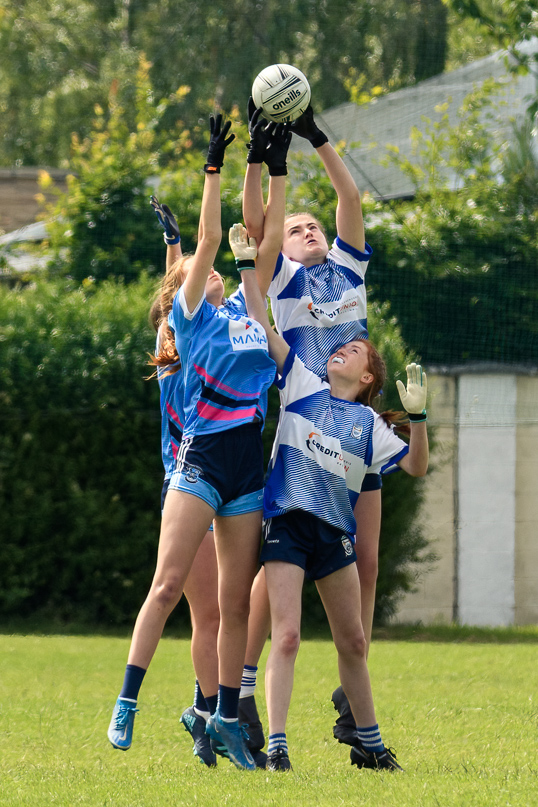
[0,276,430,628]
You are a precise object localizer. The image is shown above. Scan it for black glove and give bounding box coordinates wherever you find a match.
[246,97,273,164]
[290,104,328,148]
[264,123,292,176]
[149,196,181,245]
[204,113,235,174]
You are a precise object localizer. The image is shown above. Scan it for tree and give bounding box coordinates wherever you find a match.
[40,57,191,284]
[0,0,454,168]
[364,83,538,365]
[446,0,538,115]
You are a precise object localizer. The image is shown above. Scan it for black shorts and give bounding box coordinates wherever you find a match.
[260,509,357,581]
[168,422,265,516]
[360,473,382,492]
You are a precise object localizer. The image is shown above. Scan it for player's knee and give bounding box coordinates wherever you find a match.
[219,594,251,626]
[337,629,367,661]
[275,626,301,659]
[152,573,183,611]
[190,607,220,639]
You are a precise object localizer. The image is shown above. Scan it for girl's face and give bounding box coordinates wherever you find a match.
[326,340,373,390]
[205,267,225,306]
[182,259,224,305]
[282,215,329,267]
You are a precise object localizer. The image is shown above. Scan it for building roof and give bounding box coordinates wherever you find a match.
[296,37,538,200]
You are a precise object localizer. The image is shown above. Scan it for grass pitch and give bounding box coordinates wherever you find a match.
[0,626,536,806]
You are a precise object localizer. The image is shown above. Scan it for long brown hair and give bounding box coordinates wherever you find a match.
[356,340,410,436]
[148,255,192,374]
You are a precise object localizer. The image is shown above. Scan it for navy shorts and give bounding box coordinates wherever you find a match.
[260,509,357,581]
[360,473,382,492]
[168,422,265,516]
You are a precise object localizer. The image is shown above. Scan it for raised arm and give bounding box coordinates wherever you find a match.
[396,363,429,477]
[290,105,365,252]
[181,114,235,313]
[246,122,291,297]
[150,195,183,272]
[242,100,273,244]
[229,223,290,374]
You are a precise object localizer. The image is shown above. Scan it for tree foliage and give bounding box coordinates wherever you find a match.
[0,0,454,168]
[364,84,538,365]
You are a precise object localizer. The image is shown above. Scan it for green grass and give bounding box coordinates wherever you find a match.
[0,629,536,805]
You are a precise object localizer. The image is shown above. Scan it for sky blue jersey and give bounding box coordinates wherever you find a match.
[169,284,276,440]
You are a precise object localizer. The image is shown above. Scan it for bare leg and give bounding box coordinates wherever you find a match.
[213,510,262,690]
[353,489,381,655]
[316,564,376,728]
[245,565,271,667]
[264,561,304,735]
[183,529,220,700]
[127,490,214,669]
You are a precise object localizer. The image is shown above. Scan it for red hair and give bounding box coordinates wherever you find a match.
[356,341,410,436]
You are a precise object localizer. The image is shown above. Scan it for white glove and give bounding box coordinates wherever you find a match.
[228,223,257,262]
[396,363,427,414]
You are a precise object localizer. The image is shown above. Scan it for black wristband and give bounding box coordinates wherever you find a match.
[408,410,427,422]
[203,164,220,174]
[235,259,256,272]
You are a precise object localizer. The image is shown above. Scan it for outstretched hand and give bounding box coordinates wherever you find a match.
[204,113,235,173]
[396,363,428,414]
[290,104,328,148]
[229,223,257,262]
[150,196,181,244]
[264,122,292,176]
[246,98,274,164]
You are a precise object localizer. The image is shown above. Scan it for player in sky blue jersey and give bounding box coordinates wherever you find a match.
[146,200,270,768]
[230,222,429,772]
[107,114,271,772]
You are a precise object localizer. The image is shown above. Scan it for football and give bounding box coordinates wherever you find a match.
[251,64,311,123]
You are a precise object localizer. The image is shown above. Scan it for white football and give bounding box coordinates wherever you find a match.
[252,64,311,123]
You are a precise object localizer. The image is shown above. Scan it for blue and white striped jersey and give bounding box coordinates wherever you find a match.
[169,284,276,440]
[268,237,373,378]
[263,352,409,537]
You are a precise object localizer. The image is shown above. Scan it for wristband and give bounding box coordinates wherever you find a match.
[235,259,256,272]
[203,164,220,174]
[408,410,427,422]
[164,233,181,245]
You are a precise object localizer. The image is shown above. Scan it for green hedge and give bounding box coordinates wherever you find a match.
[0,277,429,628]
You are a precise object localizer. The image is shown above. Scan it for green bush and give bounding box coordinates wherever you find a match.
[0,276,168,625]
[0,277,428,628]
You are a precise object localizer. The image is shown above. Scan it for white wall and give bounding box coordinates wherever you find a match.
[457,375,517,626]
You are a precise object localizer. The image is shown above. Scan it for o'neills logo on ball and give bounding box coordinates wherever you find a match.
[272,89,302,110]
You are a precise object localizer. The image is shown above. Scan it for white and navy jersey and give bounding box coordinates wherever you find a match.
[155,324,184,479]
[170,285,276,440]
[263,352,409,537]
[268,237,372,378]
